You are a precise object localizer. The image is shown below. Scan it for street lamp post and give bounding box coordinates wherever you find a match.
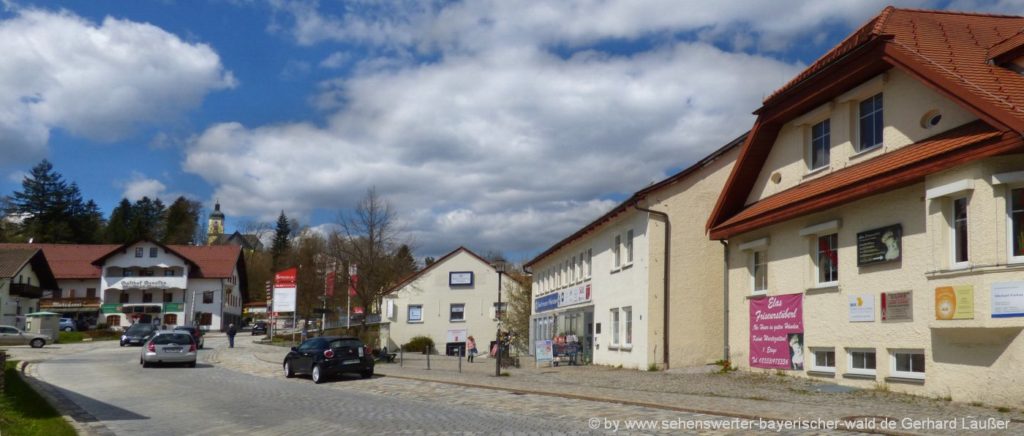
[494,260,505,377]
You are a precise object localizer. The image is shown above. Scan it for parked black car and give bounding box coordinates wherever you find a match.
[120,323,157,346]
[251,321,267,336]
[283,336,373,383]
[173,326,205,349]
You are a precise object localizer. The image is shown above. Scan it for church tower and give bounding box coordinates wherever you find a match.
[206,202,225,245]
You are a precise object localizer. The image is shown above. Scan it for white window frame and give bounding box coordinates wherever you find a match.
[622,306,632,348]
[577,252,584,283]
[815,233,839,287]
[610,308,620,347]
[751,250,767,294]
[857,93,883,152]
[135,247,144,258]
[625,229,634,265]
[809,119,831,171]
[1008,186,1024,264]
[586,249,592,278]
[407,305,423,323]
[846,348,877,376]
[809,347,836,373]
[951,196,970,269]
[449,303,465,322]
[613,235,622,269]
[890,349,926,380]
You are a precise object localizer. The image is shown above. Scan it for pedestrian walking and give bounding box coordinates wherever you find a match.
[301,322,309,342]
[227,323,237,348]
[466,336,477,363]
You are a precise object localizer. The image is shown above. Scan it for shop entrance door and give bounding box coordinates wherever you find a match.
[583,310,594,364]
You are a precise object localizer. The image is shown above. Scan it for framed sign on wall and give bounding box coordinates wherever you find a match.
[449,271,474,286]
[857,224,902,266]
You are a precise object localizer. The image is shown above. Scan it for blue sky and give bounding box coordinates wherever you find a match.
[0,0,1017,261]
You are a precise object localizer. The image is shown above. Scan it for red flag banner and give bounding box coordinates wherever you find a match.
[348,264,359,297]
[325,271,336,297]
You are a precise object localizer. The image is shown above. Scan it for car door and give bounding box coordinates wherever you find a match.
[295,339,323,373]
[0,326,18,345]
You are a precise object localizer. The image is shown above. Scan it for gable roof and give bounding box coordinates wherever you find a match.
[525,132,745,267]
[172,245,243,279]
[708,7,1024,238]
[0,248,58,289]
[383,246,495,295]
[91,239,198,269]
[0,243,115,279]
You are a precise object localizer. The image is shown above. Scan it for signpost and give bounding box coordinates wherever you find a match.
[274,268,298,343]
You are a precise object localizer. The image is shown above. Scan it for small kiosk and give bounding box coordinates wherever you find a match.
[24,311,60,342]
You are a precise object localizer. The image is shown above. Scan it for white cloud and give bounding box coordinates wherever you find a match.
[0,7,235,165]
[121,174,168,201]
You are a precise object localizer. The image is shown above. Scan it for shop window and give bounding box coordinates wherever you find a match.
[143,292,153,303]
[119,292,129,304]
[199,313,212,326]
[613,235,622,269]
[623,307,632,347]
[816,234,839,286]
[86,288,96,298]
[847,349,876,376]
[1010,188,1023,261]
[202,291,214,304]
[751,250,767,294]
[408,305,422,323]
[858,93,883,152]
[135,247,144,258]
[450,303,465,322]
[163,292,173,303]
[150,247,158,258]
[891,350,925,379]
[952,197,969,266]
[106,315,120,326]
[810,348,836,373]
[625,229,634,265]
[610,308,620,346]
[810,119,830,170]
[163,314,177,325]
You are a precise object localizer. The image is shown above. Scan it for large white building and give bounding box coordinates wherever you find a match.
[382,247,518,355]
[0,248,57,329]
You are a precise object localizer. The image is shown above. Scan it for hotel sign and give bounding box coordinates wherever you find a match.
[104,276,187,290]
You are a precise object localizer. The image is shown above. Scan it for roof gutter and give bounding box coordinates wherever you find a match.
[633,200,670,369]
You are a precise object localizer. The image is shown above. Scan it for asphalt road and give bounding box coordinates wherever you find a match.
[32,338,586,435]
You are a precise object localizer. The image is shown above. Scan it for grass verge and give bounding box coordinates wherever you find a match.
[0,360,76,436]
[58,330,119,344]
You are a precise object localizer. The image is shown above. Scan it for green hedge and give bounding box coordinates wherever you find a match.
[403,336,434,353]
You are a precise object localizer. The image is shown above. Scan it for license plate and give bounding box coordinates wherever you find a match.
[342,359,360,365]
[165,347,182,352]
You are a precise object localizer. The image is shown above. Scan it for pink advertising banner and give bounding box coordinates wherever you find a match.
[749,293,805,370]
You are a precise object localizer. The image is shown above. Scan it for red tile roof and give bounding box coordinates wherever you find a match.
[0,243,240,279]
[989,29,1024,64]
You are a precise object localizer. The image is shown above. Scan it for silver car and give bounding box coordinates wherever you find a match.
[140,331,197,367]
[0,325,48,348]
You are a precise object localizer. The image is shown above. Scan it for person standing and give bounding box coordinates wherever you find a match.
[466,336,477,363]
[301,322,309,342]
[227,323,237,348]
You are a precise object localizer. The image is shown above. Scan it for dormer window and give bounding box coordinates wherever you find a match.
[810,119,830,170]
[858,93,883,152]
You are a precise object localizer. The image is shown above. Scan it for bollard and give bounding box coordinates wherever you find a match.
[458,347,462,373]
[426,344,431,370]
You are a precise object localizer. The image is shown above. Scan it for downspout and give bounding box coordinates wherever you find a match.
[720,240,729,361]
[633,201,670,369]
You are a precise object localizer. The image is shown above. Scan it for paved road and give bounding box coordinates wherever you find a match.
[24,335,859,435]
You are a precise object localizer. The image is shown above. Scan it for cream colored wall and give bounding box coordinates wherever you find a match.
[728,154,1024,407]
[647,145,738,367]
[746,69,979,205]
[385,250,508,352]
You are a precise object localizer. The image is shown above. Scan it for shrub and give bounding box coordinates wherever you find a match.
[403,336,434,353]
[647,363,661,372]
[58,331,84,343]
[96,323,109,331]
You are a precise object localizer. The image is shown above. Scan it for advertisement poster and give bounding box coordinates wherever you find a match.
[273,267,298,313]
[992,281,1024,318]
[935,285,974,320]
[559,284,592,307]
[749,294,804,370]
[848,294,875,322]
[857,224,903,266]
[881,291,913,321]
[535,340,553,362]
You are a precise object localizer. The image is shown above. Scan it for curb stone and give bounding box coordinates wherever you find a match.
[20,362,116,436]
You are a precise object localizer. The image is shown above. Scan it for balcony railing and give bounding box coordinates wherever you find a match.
[9,283,43,299]
[40,297,101,310]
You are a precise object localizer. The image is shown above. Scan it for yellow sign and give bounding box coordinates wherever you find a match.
[935,285,974,320]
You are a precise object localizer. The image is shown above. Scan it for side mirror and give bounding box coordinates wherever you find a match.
[290,347,298,352]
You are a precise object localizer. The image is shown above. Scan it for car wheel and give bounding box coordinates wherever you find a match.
[188,361,197,368]
[312,364,324,384]
[120,341,126,347]
[30,338,45,348]
[283,361,294,378]
[63,327,73,332]
[361,368,373,379]
[142,360,151,368]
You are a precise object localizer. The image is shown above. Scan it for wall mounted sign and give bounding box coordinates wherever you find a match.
[559,284,591,307]
[857,224,902,266]
[992,281,1024,318]
[534,293,559,313]
[749,293,804,370]
[881,291,912,321]
[935,285,974,320]
[449,271,474,286]
[446,329,468,343]
[848,294,875,322]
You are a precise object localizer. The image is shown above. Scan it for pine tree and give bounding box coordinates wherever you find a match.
[271,211,292,271]
[6,160,100,243]
[105,199,135,243]
[129,197,166,240]
[163,196,201,245]
[393,244,418,278]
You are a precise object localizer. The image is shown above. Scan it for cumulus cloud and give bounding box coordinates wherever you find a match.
[121,174,168,201]
[0,7,235,165]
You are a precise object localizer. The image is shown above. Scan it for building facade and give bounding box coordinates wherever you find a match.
[382,247,516,355]
[528,138,740,370]
[707,8,1024,406]
[0,248,57,329]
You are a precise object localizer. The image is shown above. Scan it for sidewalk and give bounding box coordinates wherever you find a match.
[222,337,1024,435]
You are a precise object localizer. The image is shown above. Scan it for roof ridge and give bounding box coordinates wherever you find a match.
[887,7,1023,20]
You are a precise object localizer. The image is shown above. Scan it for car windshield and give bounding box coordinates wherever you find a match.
[174,327,196,334]
[330,339,363,349]
[126,324,155,334]
[153,334,192,345]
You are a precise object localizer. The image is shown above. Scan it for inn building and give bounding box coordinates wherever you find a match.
[707,8,1024,406]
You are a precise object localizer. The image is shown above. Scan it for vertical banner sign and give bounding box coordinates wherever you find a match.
[272,267,298,313]
[749,294,804,370]
[348,264,359,297]
[992,281,1024,318]
[881,291,913,321]
[935,285,974,320]
[325,271,336,297]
